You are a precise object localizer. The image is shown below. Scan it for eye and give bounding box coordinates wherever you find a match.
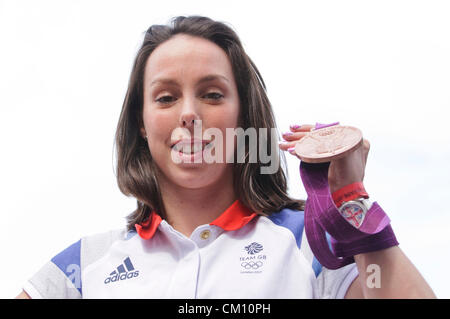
[204,92,224,100]
[156,95,176,104]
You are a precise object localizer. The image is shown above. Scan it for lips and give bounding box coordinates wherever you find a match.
[171,139,213,154]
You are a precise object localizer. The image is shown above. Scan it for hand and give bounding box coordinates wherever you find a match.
[279,124,371,193]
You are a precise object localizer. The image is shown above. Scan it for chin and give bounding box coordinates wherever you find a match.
[167,163,231,190]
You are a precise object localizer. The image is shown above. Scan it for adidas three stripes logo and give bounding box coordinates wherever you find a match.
[104,257,140,284]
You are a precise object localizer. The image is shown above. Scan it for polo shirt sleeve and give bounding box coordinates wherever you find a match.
[23,239,82,299]
[268,208,360,298]
[300,227,360,299]
[315,263,359,299]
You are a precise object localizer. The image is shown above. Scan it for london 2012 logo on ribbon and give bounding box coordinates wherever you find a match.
[240,242,266,273]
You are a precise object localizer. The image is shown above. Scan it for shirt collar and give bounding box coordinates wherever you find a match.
[135,212,162,240]
[135,200,258,240]
[209,199,258,231]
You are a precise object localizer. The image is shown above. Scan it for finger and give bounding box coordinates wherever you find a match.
[279,140,299,151]
[287,147,298,156]
[284,145,301,158]
[281,131,309,141]
[363,138,370,150]
[289,124,315,133]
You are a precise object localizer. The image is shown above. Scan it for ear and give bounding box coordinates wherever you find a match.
[140,127,147,139]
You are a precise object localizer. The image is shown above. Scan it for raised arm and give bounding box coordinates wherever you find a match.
[345,246,436,298]
[280,123,436,299]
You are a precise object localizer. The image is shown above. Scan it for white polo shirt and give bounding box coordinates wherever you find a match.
[23,200,358,299]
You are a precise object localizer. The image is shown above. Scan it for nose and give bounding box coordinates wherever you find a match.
[179,97,201,129]
[182,118,196,127]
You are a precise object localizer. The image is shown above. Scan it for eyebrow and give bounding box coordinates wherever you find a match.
[150,74,230,87]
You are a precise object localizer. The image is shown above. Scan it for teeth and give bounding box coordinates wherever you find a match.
[173,141,213,154]
[174,143,206,154]
[179,146,191,154]
[193,144,203,153]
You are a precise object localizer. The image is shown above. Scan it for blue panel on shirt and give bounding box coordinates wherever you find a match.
[125,230,137,240]
[267,208,304,248]
[51,239,82,295]
[312,232,334,277]
[268,210,335,278]
[312,257,323,277]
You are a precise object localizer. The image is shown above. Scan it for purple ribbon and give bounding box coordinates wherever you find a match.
[314,122,340,130]
[300,161,399,269]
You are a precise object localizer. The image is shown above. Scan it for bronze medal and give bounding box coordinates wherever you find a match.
[294,125,363,163]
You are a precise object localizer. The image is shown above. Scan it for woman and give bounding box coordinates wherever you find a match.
[17,15,435,299]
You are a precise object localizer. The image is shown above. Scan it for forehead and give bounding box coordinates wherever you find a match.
[144,34,234,82]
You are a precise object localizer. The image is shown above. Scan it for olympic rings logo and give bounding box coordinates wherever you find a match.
[241,261,263,269]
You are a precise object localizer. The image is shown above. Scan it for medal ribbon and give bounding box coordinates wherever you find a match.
[299,161,399,269]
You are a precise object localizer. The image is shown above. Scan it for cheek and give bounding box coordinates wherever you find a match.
[143,110,175,151]
[206,107,240,161]
[208,104,240,129]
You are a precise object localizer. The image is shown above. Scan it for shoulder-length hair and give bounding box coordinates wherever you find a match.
[115,15,305,231]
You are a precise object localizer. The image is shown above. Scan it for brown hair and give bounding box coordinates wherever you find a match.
[115,15,305,231]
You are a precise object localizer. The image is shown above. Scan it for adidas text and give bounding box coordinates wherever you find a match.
[104,270,139,284]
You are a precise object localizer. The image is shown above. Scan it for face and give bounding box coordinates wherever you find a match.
[141,34,240,190]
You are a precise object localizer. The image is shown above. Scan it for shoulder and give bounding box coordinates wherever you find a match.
[261,208,305,248]
[24,228,131,299]
[81,228,134,261]
[260,208,326,277]
[51,228,132,276]
[265,207,305,227]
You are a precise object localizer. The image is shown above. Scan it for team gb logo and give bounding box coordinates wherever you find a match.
[245,242,263,255]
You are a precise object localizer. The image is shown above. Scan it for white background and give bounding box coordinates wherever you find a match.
[1,0,449,298]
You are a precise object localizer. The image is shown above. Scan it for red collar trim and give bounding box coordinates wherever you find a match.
[135,212,162,240]
[135,200,257,240]
[209,200,258,231]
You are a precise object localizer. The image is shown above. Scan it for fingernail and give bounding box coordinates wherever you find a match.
[278,141,288,146]
[290,124,301,130]
[287,147,295,152]
[282,131,293,136]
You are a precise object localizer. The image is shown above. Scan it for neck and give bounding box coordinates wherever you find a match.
[158,171,236,238]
